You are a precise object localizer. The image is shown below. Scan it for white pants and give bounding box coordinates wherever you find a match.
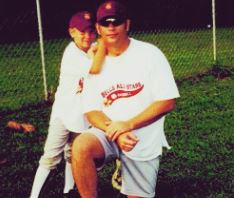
[39,118,79,169]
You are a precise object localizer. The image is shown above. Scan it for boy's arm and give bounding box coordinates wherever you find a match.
[89,39,106,74]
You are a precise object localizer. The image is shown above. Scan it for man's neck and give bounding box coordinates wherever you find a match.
[106,38,130,57]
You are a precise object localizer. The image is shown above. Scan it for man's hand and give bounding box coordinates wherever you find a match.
[116,132,139,152]
[105,121,133,141]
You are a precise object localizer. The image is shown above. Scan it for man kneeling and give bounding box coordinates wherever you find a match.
[72,1,180,198]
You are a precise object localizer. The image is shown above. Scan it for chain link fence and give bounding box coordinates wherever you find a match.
[0,0,233,112]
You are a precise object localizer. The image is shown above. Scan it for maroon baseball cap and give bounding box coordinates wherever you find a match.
[97,1,127,22]
[69,11,95,32]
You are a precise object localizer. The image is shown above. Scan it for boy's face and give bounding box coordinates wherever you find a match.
[69,28,96,52]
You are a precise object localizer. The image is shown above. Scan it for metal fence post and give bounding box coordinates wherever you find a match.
[212,0,217,64]
[36,0,48,101]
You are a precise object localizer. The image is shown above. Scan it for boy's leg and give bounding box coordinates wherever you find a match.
[30,118,69,198]
[64,161,75,194]
[30,166,50,198]
[63,133,80,194]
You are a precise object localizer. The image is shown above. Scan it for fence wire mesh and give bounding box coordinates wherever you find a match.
[0,1,234,112]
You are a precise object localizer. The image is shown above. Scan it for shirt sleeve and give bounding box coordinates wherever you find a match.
[60,43,80,75]
[82,75,103,113]
[149,47,180,101]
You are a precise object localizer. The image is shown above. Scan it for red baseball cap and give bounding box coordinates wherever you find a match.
[97,1,127,22]
[69,11,95,32]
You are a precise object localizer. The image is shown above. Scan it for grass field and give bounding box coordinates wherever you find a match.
[0,28,234,112]
[0,66,233,197]
[0,28,234,197]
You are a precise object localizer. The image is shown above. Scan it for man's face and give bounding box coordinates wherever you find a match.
[69,28,96,52]
[96,18,129,45]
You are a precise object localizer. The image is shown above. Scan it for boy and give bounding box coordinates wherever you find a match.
[30,11,105,198]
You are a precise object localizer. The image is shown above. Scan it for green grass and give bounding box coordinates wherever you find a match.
[0,28,234,197]
[0,39,68,112]
[132,29,214,78]
[162,73,234,197]
[0,28,234,111]
[0,69,233,197]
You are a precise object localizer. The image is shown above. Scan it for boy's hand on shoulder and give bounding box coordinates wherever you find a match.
[87,44,98,59]
[89,37,106,75]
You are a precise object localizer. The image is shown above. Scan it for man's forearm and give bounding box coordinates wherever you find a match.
[127,99,176,130]
[85,110,111,132]
[103,99,177,142]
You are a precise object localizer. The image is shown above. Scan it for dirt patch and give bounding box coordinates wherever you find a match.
[209,65,234,79]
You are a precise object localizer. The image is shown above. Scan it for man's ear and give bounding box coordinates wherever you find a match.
[126,19,131,32]
[96,23,101,35]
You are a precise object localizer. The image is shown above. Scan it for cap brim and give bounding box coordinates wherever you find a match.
[98,15,126,23]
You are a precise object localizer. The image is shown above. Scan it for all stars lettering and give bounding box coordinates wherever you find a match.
[101,82,144,106]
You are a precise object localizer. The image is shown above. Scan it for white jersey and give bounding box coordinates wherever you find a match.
[82,38,180,161]
[50,41,91,132]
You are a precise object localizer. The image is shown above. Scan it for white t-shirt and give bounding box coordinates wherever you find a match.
[50,41,91,132]
[82,38,180,161]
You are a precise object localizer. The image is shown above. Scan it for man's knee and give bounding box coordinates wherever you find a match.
[72,133,92,155]
[72,133,105,161]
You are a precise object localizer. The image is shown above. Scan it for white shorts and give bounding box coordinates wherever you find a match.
[86,128,160,197]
